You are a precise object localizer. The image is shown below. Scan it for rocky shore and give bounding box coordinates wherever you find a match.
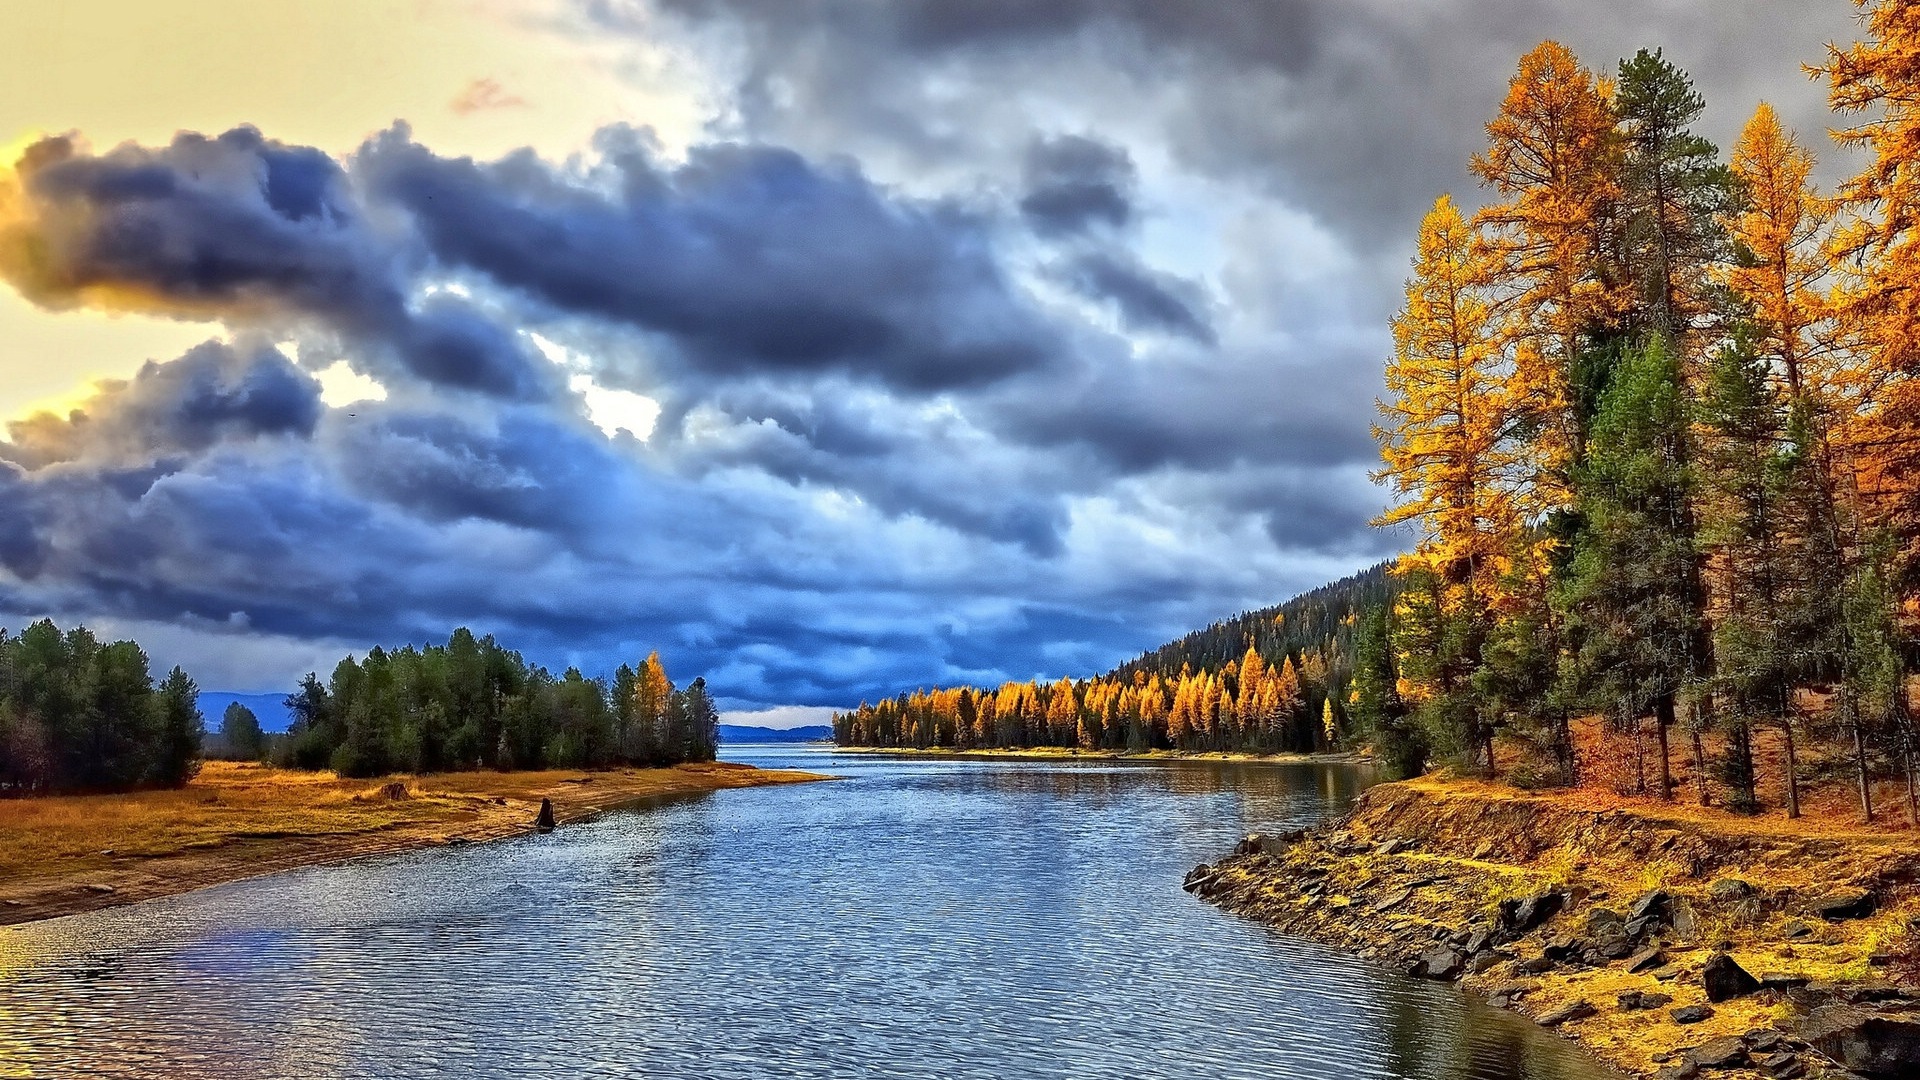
[1185,779,1920,1079]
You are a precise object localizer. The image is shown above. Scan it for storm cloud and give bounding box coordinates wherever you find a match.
[0,3,1869,709]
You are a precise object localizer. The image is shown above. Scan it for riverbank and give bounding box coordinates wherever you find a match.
[0,759,829,926]
[1186,777,1920,1079]
[833,745,1370,765]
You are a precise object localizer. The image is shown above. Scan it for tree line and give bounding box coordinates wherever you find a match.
[1364,10,1920,823]
[0,620,203,795]
[270,630,719,777]
[834,567,1394,754]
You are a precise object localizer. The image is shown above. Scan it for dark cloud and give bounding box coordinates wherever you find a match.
[0,128,553,400]
[1053,250,1213,343]
[1020,133,1135,236]
[356,126,1059,392]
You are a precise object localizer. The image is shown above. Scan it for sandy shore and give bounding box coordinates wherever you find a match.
[0,759,831,927]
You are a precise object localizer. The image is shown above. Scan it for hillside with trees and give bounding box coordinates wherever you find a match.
[832,565,1397,755]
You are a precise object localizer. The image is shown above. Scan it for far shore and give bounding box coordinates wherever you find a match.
[0,759,831,927]
[830,745,1372,766]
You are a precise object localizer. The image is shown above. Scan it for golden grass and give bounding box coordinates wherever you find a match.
[0,759,828,924]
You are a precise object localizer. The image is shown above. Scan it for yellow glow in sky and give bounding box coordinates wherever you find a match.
[0,0,704,420]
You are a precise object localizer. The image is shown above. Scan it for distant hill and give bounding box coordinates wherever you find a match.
[719,724,833,744]
[199,691,293,733]
[1110,561,1400,685]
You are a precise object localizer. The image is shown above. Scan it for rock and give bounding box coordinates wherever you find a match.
[1813,890,1877,921]
[1629,889,1671,924]
[1798,1005,1920,1078]
[1653,1066,1700,1080]
[1650,965,1683,981]
[1379,837,1414,855]
[1746,1030,1785,1053]
[1685,1036,1748,1069]
[1472,840,1495,859]
[82,883,115,895]
[1518,956,1556,975]
[1620,989,1674,1011]
[1374,887,1413,912]
[1585,907,1627,936]
[1781,919,1815,940]
[1669,897,1698,937]
[1419,948,1466,980]
[1539,1000,1596,1026]
[1672,1004,1717,1024]
[1469,951,1505,975]
[1543,935,1585,961]
[1502,891,1564,934]
[1704,953,1762,1002]
[1760,973,1811,992]
[1594,930,1636,960]
[1755,1052,1803,1079]
[534,797,556,833]
[1710,878,1756,903]
[1629,946,1668,973]
[1462,929,1493,955]
[1489,994,1512,1009]
[1236,831,1303,856]
[446,836,471,846]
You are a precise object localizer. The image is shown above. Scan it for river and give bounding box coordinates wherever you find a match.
[0,747,1621,1079]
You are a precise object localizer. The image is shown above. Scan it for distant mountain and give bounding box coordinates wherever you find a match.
[719,724,833,744]
[199,691,294,733]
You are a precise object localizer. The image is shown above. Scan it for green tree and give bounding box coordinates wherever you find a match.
[222,702,266,761]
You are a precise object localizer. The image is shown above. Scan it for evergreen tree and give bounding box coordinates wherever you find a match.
[221,702,266,761]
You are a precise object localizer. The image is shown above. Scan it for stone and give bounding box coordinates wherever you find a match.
[1746,1030,1785,1053]
[1594,930,1636,960]
[1759,973,1811,992]
[1462,930,1493,955]
[1703,953,1762,1002]
[1684,1037,1748,1069]
[1781,919,1815,940]
[1628,946,1667,973]
[1672,1004,1717,1024]
[1374,887,1413,912]
[1419,948,1466,980]
[1650,965,1683,981]
[1669,897,1698,937]
[1518,956,1556,976]
[1798,1005,1920,1078]
[1538,1000,1596,1026]
[1619,989,1674,1011]
[1543,935,1585,961]
[1629,889,1671,924]
[82,883,115,895]
[1469,952,1505,975]
[1502,891,1564,934]
[1812,889,1877,921]
[1756,1052,1803,1079]
[1585,907,1627,936]
[1653,1066,1699,1080]
[535,797,556,833]
[1709,878,1756,903]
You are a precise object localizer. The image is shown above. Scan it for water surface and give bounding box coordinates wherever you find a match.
[0,747,1620,1079]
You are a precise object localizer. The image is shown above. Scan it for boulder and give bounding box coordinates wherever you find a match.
[1672,1004,1717,1024]
[1543,935,1586,961]
[1812,889,1877,921]
[1685,1037,1748,1069]
[1501,891,1565,934]
[1539,1000,1596,1026]
[1798,1005,1920,1078]
[1669,897,1698,937]
[1709,878,1756,903]
[1703,953,1762,1002]
[535,797,556,833]
[1585,907,1627,936]
[1780,919,1815,940]
[1754,1052,1802,1079]
[1619,989,1674,1011]
[1629,889,1671,924]
[1593,930,1636,960]
[1628,946,1667,973]
[1419,948,1465,980]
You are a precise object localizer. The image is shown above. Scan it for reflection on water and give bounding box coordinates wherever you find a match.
[0,748,1620,1080]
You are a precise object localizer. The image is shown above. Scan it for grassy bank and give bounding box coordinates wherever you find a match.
[1188,777,1920,1079]
[0,759,829,926]
[832,745,1370,765]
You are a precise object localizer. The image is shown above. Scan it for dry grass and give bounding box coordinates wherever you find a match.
[0,759,828,925]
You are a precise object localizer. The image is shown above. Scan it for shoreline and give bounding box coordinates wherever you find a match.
[830,745,1372,766]
[1185,778,1920,1079]
[1,759,831,928]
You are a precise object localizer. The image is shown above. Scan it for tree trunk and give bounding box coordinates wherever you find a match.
[1655,692,1676,801]
[1690,718,1711,806]
[1852,702,1874,824]
[1783,719,1801,819]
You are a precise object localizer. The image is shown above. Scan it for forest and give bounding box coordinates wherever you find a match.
[0,620,203,795]
[844,9,1920,828]
[831,566,1394,754]
[1361,14,1920,822]
[272,631,719,778]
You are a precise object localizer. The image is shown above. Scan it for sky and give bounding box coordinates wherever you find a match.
[0,1,1865,725]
